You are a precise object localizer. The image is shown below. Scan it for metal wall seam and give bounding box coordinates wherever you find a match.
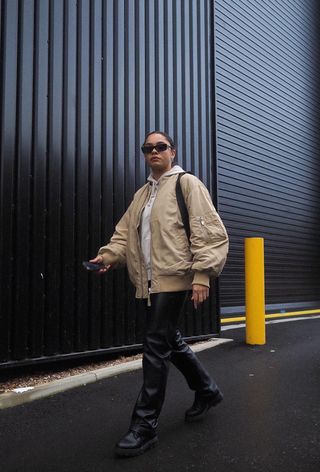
[0,0,19,361]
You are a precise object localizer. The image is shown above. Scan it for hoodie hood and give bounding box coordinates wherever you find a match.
[147,165,185,184]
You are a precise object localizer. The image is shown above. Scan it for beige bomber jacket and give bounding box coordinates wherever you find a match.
[98,171,229,299]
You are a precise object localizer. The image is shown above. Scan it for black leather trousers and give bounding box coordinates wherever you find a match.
[130,291,219,433]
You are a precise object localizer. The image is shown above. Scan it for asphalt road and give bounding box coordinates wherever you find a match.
[1,318,319,472]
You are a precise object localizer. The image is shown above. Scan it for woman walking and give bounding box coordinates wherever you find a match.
[90,131,229,457]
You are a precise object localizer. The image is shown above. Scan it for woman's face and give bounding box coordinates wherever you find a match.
[142,133,176,178]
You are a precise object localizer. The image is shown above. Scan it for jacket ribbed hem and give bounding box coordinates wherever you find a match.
[134,273,213,298]
[150,274,193,295]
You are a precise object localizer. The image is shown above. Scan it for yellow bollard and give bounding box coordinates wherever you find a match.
[245,238,266,345]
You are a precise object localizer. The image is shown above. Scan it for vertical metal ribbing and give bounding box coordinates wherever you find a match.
[60,0,77,354]
[0,0,216,366]
[0,0,19,362]
[30,0,49,358]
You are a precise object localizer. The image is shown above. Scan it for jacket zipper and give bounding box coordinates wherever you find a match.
[147,286,151,307]
[148,180,161,303]
[137,185,152,300]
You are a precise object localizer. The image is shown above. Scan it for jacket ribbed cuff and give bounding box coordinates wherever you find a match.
[192,272,210,287]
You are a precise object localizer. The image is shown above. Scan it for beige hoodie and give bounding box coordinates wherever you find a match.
[98,170,229,299]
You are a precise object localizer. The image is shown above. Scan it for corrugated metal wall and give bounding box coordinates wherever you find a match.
[215,0,320,313]
[0,0,217,366]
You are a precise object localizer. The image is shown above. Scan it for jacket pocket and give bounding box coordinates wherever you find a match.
[195,213,227,243]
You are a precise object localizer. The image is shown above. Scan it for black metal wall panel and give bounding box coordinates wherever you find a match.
[215,0,320,312]
[0,0,216,366]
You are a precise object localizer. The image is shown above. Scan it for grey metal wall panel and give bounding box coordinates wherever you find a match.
[0,0,216,366]
[215,0,320,311]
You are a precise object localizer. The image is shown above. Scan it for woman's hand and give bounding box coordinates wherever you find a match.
[89,256,111,274]
[191,284,209,309]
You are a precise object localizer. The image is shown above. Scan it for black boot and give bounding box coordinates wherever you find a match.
[185,390,223,422]
[115,430,158,457]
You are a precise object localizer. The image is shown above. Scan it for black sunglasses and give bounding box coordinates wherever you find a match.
[141,143,172,154]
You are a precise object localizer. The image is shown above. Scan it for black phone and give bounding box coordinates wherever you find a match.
[82,261,105,271]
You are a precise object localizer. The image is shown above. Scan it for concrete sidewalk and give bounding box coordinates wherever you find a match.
[0,337,232,410]
[0,317,319,472]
